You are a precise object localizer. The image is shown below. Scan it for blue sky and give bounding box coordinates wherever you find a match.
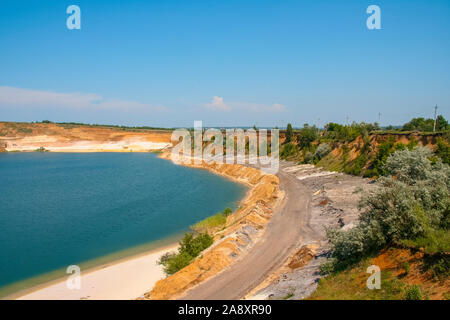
[0,0,449,127]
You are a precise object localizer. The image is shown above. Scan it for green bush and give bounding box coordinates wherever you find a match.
[280,143,299,159]
[179,232,214,257]
[405,285,422,300]
[163,251,193,275]
[435,139,450,165]
[319,260,338,275]
[35,146,48,152]
[325,147,450,266]
[402,262,410,275]
[369,138,397,176]
[158,232,214,275]
[223,207,232,216]
[401,229,450,254]
[424,256,450,280]
[315,143,331,161]
[303,151,314,164]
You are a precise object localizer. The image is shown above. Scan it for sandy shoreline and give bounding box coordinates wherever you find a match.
[13,243,178,300]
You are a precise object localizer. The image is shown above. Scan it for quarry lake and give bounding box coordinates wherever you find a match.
[0,152,247,296]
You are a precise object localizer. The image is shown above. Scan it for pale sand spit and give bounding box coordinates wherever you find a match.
[17,244,177,300]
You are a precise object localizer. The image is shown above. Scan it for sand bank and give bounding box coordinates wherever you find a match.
[4,137,171,152]
[16,244,178,300]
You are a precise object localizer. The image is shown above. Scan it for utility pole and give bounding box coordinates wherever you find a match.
[433,105,438,132]
[378,112,381,123]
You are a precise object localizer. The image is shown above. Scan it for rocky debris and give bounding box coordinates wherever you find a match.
[248,243,325,300]
[287,244,319,269]
[249,162,373,300]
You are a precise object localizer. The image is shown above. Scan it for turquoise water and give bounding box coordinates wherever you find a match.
[0,152,246,293]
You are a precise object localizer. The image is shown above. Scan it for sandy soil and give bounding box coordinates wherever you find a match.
[16,244,178,300]
[3,136,171,152]
[0,122,173,152]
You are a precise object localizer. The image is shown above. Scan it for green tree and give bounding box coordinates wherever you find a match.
[223,207,232,216]
[285,123,293,143]
[298,124,318,148]
[402,117,435,132]
[436,115,449,131]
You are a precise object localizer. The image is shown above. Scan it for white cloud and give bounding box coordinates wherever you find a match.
[0,86,166,112]
[205,96,230,111]
[204,96,286,113]
[268,103,286,112]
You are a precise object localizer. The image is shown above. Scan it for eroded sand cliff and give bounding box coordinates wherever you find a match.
[146,152,283,300]
[0,122,172,152]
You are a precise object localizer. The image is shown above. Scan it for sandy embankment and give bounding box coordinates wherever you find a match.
[0,123,173,152]
[146,152,282,300]
[16,244,178,300]
[4,135,171,152]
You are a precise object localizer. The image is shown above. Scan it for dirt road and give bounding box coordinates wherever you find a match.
[181,162,315,300]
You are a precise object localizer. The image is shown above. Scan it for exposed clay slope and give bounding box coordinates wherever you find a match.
[315,132,448,176]
[0,122,172,152]
[147,153,282,300]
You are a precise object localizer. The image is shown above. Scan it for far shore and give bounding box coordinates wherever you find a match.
[12,242,178,300]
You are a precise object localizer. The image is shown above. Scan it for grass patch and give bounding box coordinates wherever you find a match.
[192,213,226,232]
[309,259,405,300]
[405,284,422,300]
[282,292,294,300]
[191,208,232,233]
[317,152,345,172]
[400,229,450,254]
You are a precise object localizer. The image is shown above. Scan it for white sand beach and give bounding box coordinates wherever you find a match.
[16,244,177,300]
